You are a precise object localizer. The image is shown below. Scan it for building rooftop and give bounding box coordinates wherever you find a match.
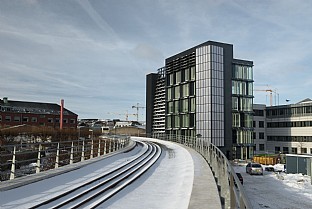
[0,97,77,116]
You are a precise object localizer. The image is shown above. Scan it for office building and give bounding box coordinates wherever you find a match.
[146,41,254,159]
[253,99,312,155]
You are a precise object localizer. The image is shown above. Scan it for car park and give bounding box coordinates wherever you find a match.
[246,163,263,175]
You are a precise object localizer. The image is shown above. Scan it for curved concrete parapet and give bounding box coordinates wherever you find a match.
[131,137,222,209]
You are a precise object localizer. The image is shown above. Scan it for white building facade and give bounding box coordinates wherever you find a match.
[254,99,312,155]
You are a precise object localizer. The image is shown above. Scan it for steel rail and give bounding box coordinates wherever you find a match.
[29,141,148,209]
[69,142,161,209]
[30,141,161,209]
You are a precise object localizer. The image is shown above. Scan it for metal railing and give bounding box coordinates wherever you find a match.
[0,135,130,181]
[152,133,252,209]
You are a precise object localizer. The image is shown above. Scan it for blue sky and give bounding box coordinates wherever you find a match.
[1,0,311,120]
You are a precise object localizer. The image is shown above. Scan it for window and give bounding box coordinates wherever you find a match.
[283,147,289,154]
[14,116,20,122]
[55,118,60,123]
[190,98,195,112]
[253,132,256,139]
[259,121,264,128]
[253,121,256,127]
[275,146,281,154]
[70,119,76,124]
[48,118,53,123]
[5,116,11,122]
[259,144,265,151]
[232,97,238,110]
[31,117,37,122]
[166,116,172,128]
[301,148,307,154]
[232,113,240,127]
[190,66,196,80]
[0,115,2,122]
[175,86,180,99]
[291,147,297,154]
[259,132,264,139]
[23,117,29,122]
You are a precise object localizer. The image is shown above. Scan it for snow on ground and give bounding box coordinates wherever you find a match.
[233,163,312,209]
[100,137,194,209]
[0,138,194,209]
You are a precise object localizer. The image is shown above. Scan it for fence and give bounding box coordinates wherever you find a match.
[152,133,252,209]
[0,135,130,181]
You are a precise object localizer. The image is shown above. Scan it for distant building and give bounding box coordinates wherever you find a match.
[253,99,312,155]
[146,41,254,159]
[0,97,77,129]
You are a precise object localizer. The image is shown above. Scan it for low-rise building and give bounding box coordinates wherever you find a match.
[253,99,312,155]
[0,97,77,129]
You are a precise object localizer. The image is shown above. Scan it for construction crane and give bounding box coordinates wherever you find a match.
[132,103,145,122]
[107,111,137,121]
[254,87,278,106]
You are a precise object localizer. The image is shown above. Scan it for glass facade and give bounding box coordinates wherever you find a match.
[196,45,224,146]
[146,41,254,159]
[232,63,254,159]
[166,58,196,138]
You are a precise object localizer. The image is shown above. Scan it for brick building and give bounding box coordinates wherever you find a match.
[0,97,77,129]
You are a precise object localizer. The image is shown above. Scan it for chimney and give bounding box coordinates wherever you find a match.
[3,97,8,104]
[60,99,64,130]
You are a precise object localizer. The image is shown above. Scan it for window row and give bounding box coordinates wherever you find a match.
[232,113,253,128]
[167,98,196,114]
[267,121,312,128]
[266,105,312,117]
[166,113,195,128]
[232,129,253,144]
[167,67,196,86]
[0,115,75,124]
[253,121,265,128]
[253,132,265,139]
[232,64,253,80]
[196,62,224,74]
[196,45,223,56]
[254,109,264,116]
[232,97,253,111]
[232,80,253,96]
[167,82,195,100]
[267,136,312,142]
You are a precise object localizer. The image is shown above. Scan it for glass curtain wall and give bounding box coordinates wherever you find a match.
[232,64,254,159]
[196,45,224,146]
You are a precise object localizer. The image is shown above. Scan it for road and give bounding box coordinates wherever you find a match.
[233,164,312,209]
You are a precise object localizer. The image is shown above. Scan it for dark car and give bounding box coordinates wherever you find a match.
[235,172,243,185]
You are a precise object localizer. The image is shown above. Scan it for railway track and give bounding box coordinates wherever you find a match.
[30,141,162,209]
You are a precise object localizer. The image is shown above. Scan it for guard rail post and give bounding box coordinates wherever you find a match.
[70,142,74,164]
[81,140,85,161]
[98,139,101,157]
[9,146,16,180]
[55,143,59,169]
[36,144,41,173]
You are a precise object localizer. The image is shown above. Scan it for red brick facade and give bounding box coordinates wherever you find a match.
[0,98,78,129]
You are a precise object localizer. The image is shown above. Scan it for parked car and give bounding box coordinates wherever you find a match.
[246,163,263,175]
[235,172,243,185]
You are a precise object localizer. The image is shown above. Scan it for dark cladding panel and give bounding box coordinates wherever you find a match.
[146,73,158,137]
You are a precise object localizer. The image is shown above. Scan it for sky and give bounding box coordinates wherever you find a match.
[1,0,312,120]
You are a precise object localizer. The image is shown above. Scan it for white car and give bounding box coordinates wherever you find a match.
[246,163,263,175]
